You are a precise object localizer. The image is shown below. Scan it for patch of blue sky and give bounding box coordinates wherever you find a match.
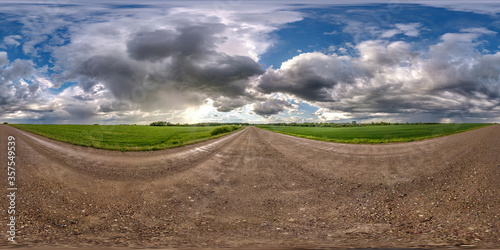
[37,29,72,69]
[0,19,28,57]
[259,4,500,69]
[259,15,341,68]
[48,81,78,95]
[0,15,23,35]
[295,101,319,116]
[0,46,27,63]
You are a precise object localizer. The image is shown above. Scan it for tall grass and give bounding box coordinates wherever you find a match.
[210,125,241,136]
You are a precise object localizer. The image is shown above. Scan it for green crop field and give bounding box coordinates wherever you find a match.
[9,124,242,151]
[256,123,492,144]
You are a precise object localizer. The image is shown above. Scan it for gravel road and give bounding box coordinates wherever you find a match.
[0,125,499,249]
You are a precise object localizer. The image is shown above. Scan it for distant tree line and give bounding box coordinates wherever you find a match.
[150,121,250,127]
[261,122,437,127]
[150,121,171,126]
[149,121,443,127]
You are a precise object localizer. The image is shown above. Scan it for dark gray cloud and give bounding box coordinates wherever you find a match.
[1,2,297,123]
[126,23,264,99]
[0,55,50,123]
[181,53,264,97]
[72,93,95,102]
[72,53,147,99]
[256,31,500,121]
[253,99,292,117]
[64,23,264,113]
[258,52,361,102]
[127,24,224,61]
[2,59,35,82]
[0,58,36,105]
[258,67,334,102]
[3,2,500,124]
[127,29,179,62]
[63,104,97,120]
[213,96,248,112]
[98,101,134,113]
[53,25,500,122]
[0,52,8,66]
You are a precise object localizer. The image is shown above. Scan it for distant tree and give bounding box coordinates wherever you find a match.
[150,121,168,126]
[3,122,7,124]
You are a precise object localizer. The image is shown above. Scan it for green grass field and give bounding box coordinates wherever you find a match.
[9,124,242,151]
[256,123,492,144]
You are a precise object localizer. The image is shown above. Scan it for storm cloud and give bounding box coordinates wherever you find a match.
[127,24,224,61]
[0,56,37,105]
[213,96,249,112]
[0,51,8,66]
[126,24,264,97]
[256,29,500,121]
[258,53,359,102]
[253,99,292,117]
[62,22,264,113]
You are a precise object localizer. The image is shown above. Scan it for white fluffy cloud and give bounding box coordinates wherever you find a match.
[0,53,47,119]
[2,35,22,47]
[0,51,9,66]
[381,23,422,38]
[1,2,500,124]
[257,28,500,121]
[0,3,303,123]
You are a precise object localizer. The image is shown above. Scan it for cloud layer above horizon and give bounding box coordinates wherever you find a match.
[1,0,500,124]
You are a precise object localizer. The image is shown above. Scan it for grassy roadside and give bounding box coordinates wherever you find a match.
[9,124,244,151]
[256,123,493,144]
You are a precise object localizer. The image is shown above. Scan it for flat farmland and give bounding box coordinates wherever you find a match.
[257,123,492,143]
[8,124,240,151]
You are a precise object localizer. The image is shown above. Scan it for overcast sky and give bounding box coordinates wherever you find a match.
[1,0,500,124]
